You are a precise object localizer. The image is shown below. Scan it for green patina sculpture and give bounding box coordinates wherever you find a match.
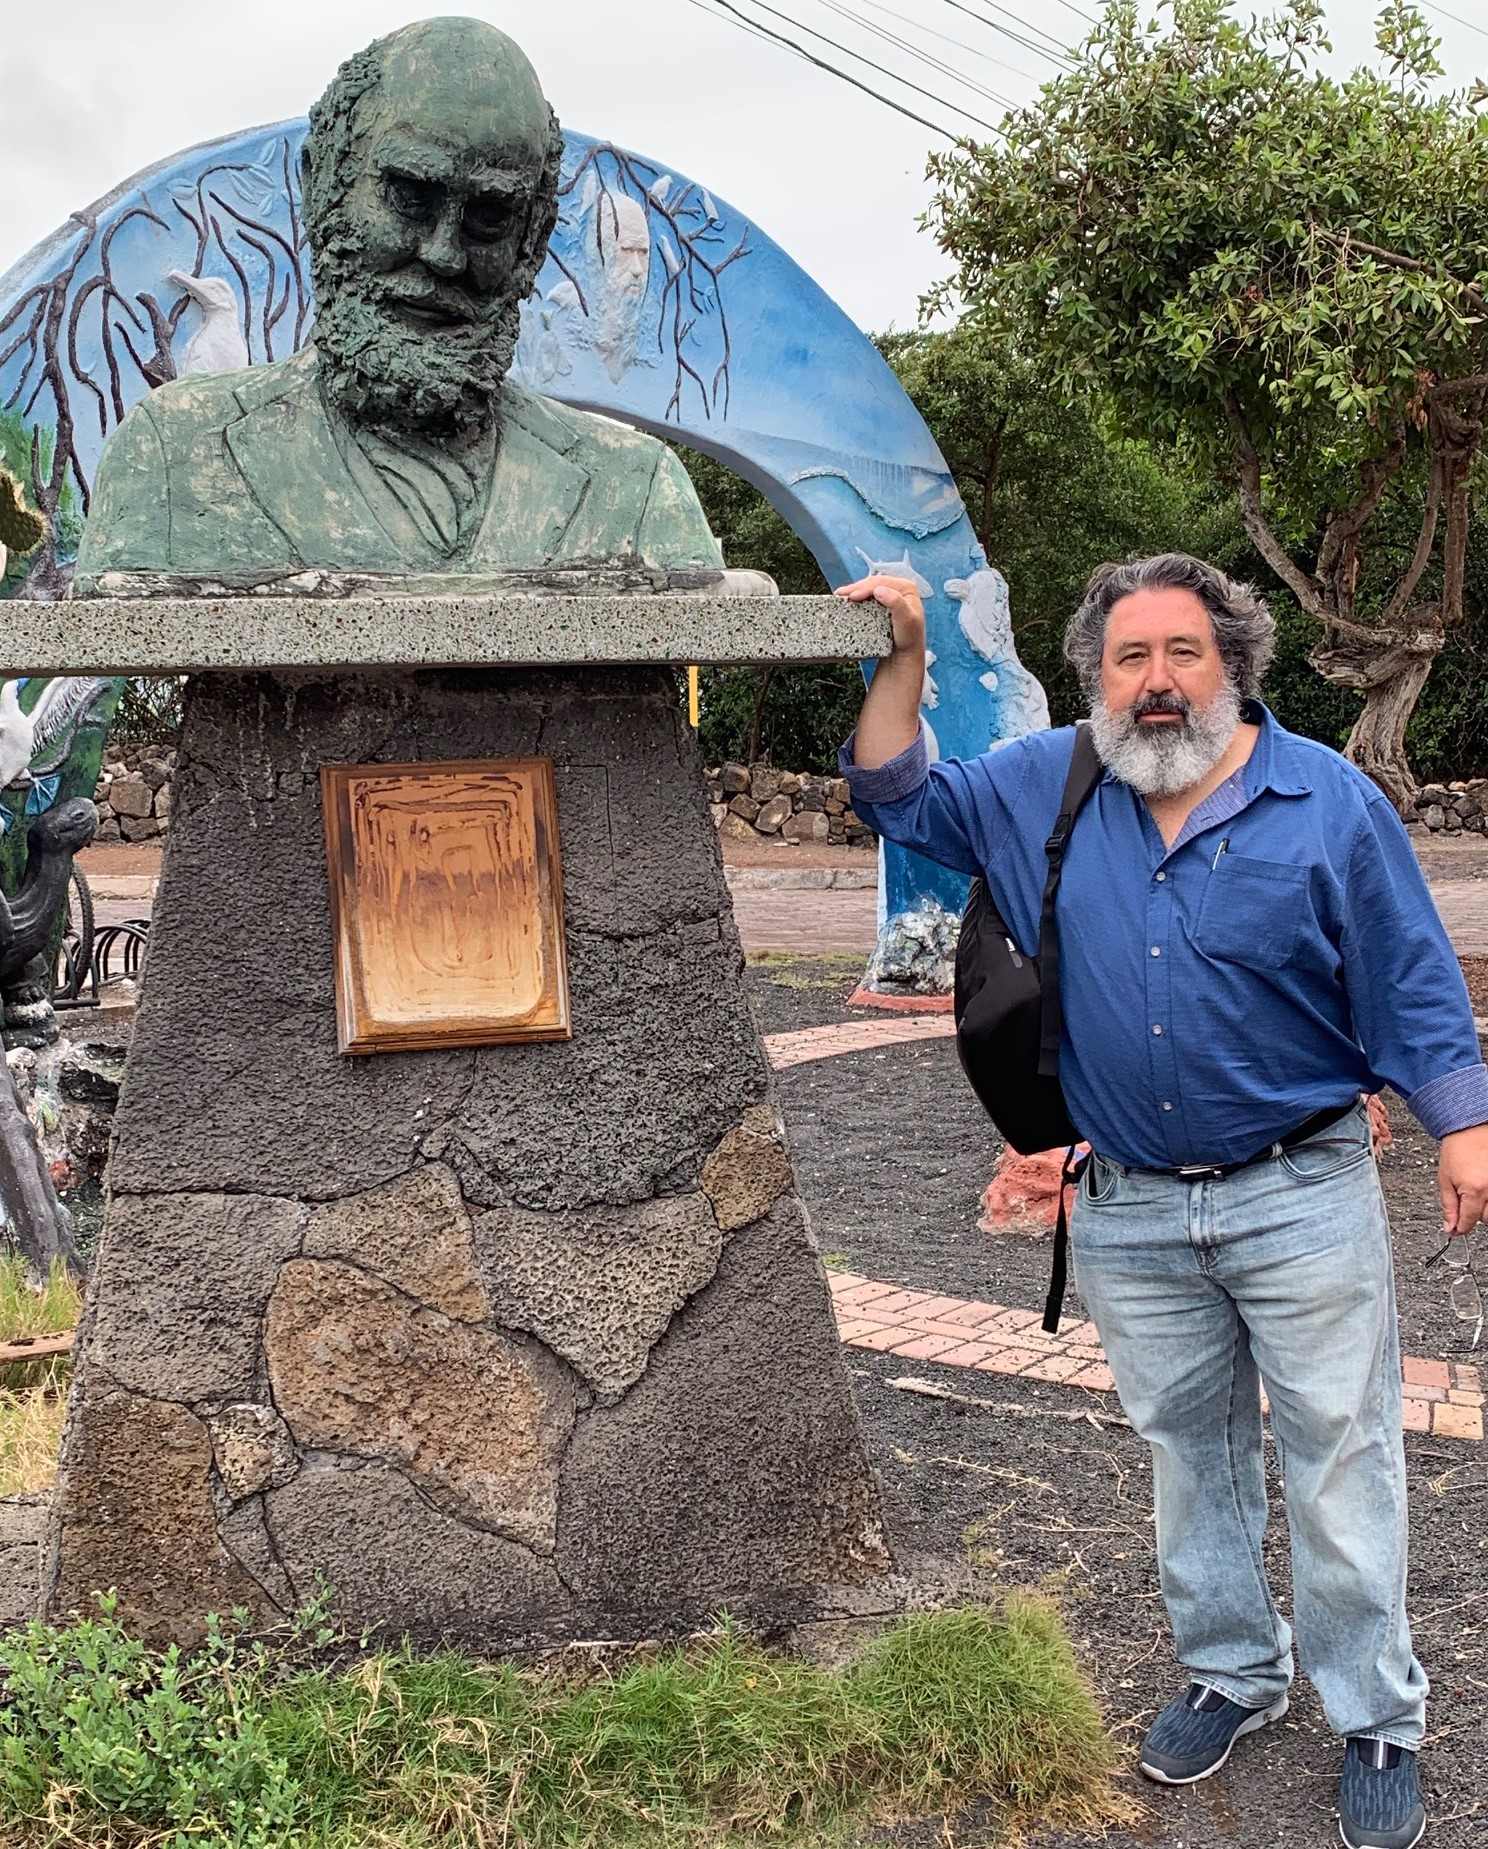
[75,18,721,589]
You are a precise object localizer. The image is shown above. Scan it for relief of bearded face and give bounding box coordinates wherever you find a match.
[303,19,564,436]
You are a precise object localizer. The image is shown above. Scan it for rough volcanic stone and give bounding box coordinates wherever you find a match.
[556,1202,890,1622]
[108,671,769,1206]
[107,776,152,818]
[755,794,792,835]
[218,1495,296,1611]
[266,1461,567,1643]
[750,767,782,801]
[304,1163,487,1322]
[0,1497,46,1628]
[717,813,756,842]
[207,1404,300,1501]
[472,1192,721,1401]
[727,794,760,822]
[699,1108,794,1234]
[264,1258,576,1549]
[48,1389,272,1643]
[782,811,830,843]
[88,1192,303,1403]
[719,762,750,794]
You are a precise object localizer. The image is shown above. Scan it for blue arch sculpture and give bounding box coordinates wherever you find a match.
[0,118,1050,981]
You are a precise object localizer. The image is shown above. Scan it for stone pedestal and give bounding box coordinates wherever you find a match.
[45,661,891,1644]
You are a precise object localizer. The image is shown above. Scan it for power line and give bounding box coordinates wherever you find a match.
[707,0,1006,130]
[939,0,1076,64]
[684,0,975,139]
[856,0,1042,81]
[1419,0,1488,43]
[807,0,1023,108]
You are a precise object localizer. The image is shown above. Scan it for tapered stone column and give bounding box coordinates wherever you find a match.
[19,596,896,1645]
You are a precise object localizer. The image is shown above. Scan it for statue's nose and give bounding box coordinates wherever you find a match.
[419,206,468,280]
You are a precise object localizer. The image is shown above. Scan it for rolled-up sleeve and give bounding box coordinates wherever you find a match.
[1341,794,1488,1136]
[838,723,1020,879]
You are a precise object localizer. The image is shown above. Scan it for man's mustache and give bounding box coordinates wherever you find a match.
[1133,691,1191,722]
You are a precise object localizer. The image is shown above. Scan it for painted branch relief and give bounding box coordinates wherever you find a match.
[321,759,570,1055]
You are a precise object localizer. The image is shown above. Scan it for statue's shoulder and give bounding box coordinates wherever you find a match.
[123,348,315,440]
[501,380,668,471]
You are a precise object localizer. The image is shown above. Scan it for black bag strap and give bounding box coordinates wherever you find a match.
[1043,1145,1090,1333]
[1035,723,1103,1080]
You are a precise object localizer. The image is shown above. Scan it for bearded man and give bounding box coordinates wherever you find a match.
[839,553,1488,1849]
[75,17,718,587]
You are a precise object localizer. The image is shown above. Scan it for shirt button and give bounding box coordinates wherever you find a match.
[1162,1101,1173,1112]
[1150,946,1161,957]
[1155,871,1167,883]
[1152,1025,1163,1035]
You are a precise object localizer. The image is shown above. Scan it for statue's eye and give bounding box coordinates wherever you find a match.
[385,174,443,223]
[463,194,516,244]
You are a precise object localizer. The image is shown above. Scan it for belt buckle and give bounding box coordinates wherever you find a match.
[1175,1163,1224,1182]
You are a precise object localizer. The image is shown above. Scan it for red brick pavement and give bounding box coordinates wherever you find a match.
[826,1272,1485,1442]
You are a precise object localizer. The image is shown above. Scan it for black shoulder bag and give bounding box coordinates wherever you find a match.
[952,723,1103,1331]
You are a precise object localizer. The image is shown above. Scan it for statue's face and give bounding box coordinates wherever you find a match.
[307,22,560,435]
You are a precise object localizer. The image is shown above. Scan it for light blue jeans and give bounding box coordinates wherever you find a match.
[1072,1100,1427,1748]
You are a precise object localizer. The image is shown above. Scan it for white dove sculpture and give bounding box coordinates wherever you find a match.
[0,678,114,789]
[167,271,250,375]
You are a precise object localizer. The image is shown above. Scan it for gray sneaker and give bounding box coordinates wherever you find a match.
[1338,1737,1426,1849]
[1138,1681,1288,1785]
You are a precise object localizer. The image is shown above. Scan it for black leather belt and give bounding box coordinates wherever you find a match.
[1134,1098,1362,1183]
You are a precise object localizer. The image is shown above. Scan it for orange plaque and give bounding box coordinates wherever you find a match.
[320,758,571,1055]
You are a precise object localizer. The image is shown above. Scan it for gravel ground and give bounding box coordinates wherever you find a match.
[748,955,1488,1849]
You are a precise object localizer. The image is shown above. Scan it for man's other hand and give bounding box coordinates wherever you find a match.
[1437,1122,1488,1235]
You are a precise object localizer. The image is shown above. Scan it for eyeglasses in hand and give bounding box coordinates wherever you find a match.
[1424,1233,1483,1351]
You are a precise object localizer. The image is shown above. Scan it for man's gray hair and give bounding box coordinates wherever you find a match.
[1063,554,1276,699]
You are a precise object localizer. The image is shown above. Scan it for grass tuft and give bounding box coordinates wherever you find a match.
[0,1256,80,1492]
[0,1594,1126,1848]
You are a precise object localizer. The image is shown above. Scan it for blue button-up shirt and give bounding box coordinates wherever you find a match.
[842,703,1488,1168]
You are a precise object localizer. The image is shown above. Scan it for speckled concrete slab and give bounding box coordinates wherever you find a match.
[3,594,889,676]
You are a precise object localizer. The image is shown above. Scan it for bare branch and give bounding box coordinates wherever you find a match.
[1223,391,1327,620]
[1379,462,1445,629]
[1310,224,1488,318]
[1315,424,1407,580]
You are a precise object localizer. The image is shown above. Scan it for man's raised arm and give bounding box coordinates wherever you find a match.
[835,574,926,768]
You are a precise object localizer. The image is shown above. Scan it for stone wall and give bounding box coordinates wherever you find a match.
[706,764,875,849]
[1413,780,1488,835]
[92,743,175,843]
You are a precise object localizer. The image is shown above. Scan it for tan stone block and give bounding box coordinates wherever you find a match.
[49,1391,273,1644]
[472,1193,722,1401]
[700,1115,794,1233]
[206,1403,299,1501]
[304,1163,487,1322]
[265,1259,575,1550]
[718,812,756,842]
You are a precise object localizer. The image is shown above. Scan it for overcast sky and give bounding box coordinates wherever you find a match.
[3,1,1485,334]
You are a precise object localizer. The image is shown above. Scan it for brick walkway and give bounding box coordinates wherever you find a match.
[827,1272,1485,1442]
[761,1014,955,1068]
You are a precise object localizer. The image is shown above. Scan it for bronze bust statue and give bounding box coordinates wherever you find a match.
[75,17,721,588]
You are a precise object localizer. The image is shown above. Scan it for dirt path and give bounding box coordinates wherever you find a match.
[747,956,1488,1849]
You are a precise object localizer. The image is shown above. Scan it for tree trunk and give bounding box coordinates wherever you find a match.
[745,666,775,766]
[1310,624,1443,813]
[0,1053,82,1282]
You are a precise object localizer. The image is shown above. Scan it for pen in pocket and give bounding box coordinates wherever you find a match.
[1211,837,1230,871]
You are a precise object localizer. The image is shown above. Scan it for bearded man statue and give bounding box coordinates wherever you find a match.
[74,17,721,587]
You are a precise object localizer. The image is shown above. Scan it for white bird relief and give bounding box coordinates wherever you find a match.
[0,678,114,790]
[945,569,1051,736]
[167,271,250,375]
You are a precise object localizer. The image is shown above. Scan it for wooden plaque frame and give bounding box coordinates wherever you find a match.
[320,758,571,1055]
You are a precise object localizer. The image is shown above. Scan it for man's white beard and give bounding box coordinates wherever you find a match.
[1089,681,1242,797]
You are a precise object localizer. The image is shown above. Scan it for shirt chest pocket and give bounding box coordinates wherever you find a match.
[1192,853,1310,968]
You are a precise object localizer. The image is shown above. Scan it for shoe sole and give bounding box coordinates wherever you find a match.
[1139,1694,1289,1786]
[1337,1811,1425,1849]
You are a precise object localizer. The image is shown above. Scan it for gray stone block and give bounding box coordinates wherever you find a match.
[554,1202,890,1622]
[265,1461,568,1641]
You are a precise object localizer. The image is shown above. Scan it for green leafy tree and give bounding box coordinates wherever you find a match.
[879,328,1245,721]
[927,0,1488,807]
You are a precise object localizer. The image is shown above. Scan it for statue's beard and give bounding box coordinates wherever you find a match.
[1089,681,1241,797]
[312,264,523,436]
